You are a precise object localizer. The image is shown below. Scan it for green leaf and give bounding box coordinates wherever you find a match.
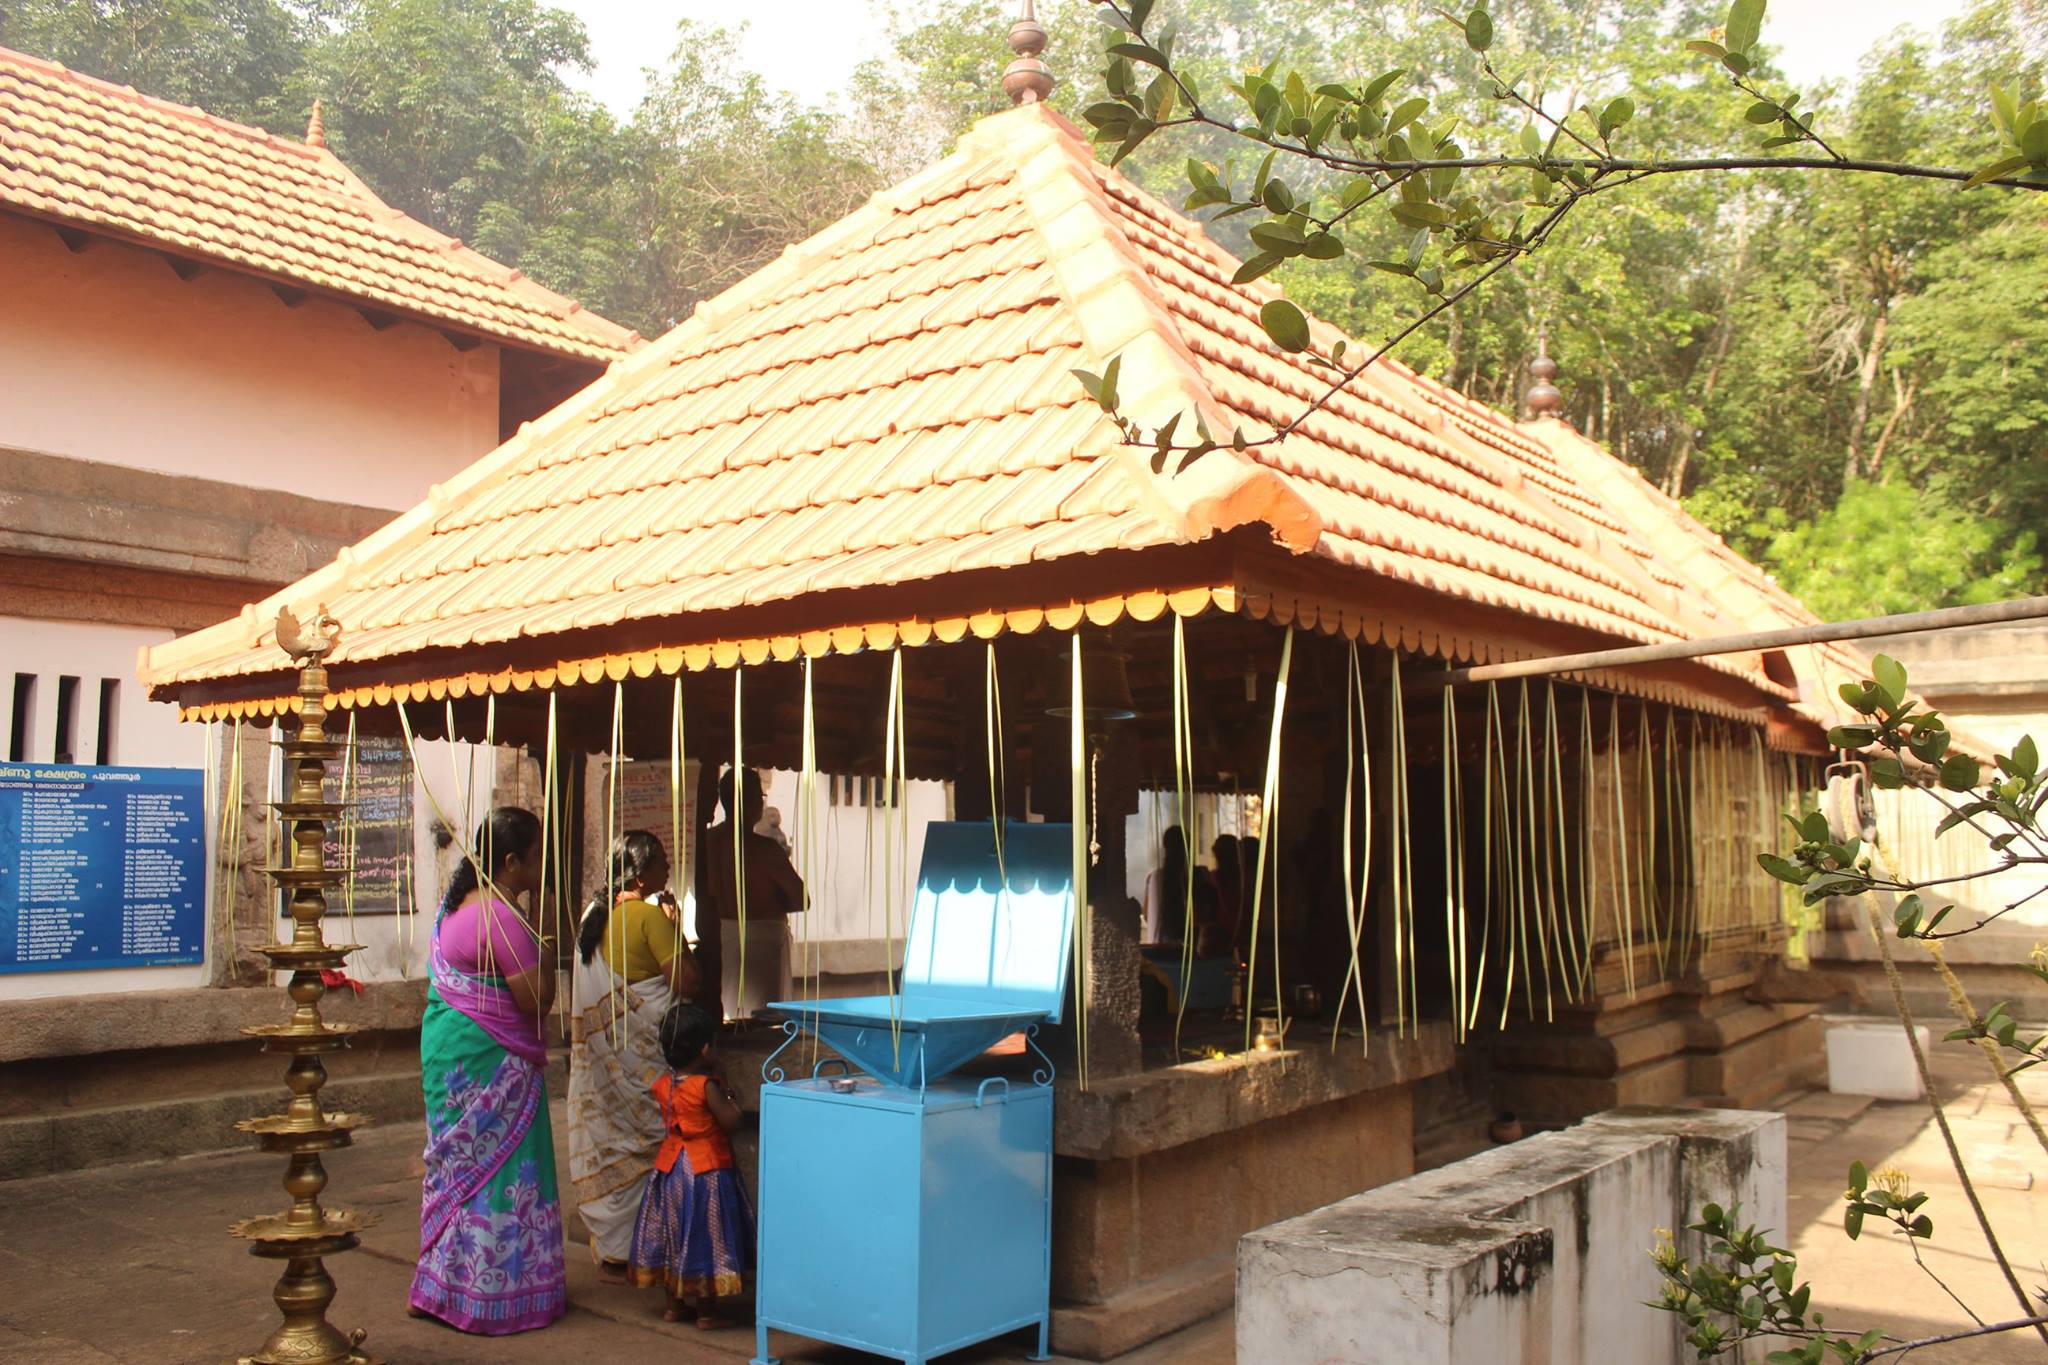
[1368,259,1417,276]
[1248,220,1307,252]
[1302,232,1345,260]
[1758,853,1810,885]
[1361,68,1406,106]
[1600,96,1635,135]
[1872,655,1908,708]
[1725,0,1766,54]
[1894,894,1923,937]
[1869,756,1905,789]
[1232,251,1285,284]
[1100,355,1122,410]
[1388,97,1430,132]
[1686,39,1728,59]
[1745,100,1781,125]
[1260,299,1311,353]
[2024,119,2048,163]
[1940,754,1981,792]
[1465,7,1493,52]
[1390,202,1453,230]
[1723,50,1753,75]
[1966,154,2034,189]
[1071,368,1103,404]
[1991,82,2018,138]
[1826,725,1877,749]
[2014,734,2038,780]
[1843,1205,1863,1240]
[1107,42,1169,69]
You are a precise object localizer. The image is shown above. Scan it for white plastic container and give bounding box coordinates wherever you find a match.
[1826,1021,1930,1101]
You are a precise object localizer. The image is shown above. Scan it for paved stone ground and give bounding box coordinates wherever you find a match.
[1781,1037,2048,1363]
[0,1099,1232,1365]
[7,1041,2047,1364]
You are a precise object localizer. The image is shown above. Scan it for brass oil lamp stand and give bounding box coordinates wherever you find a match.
[228,607,377,1365]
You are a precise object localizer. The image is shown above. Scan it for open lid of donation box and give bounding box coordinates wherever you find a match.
[765,821,1076,1092]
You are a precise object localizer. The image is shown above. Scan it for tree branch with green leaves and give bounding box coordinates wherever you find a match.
[1074,0,2048,461]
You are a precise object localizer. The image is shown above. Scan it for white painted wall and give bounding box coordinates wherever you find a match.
[0,212,500,510]
[766,769,952,946]
[1,618,203,998]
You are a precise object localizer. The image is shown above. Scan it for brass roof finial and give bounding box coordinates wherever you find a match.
[305,98,325,149]
[1525,327,1562,417]
[1002,0,1055,106]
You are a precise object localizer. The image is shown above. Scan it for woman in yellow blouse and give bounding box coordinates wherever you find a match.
[567,831,701,1280]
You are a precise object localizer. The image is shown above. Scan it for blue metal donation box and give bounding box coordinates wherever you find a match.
[753,821,1074,1365]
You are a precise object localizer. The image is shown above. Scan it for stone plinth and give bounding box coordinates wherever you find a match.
[1237,1105,1787,1365]
[1048,1023,1456,1359]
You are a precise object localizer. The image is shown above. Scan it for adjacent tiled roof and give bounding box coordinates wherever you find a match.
[0,45,639,361]
[1525,419,1874,732]
[143,101,1799,715]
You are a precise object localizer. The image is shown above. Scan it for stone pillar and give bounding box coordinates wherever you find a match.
[1027,667,1143,1081]
[211,718,277,988]
[1084,726,1143,1079]
[691,752,724,1017]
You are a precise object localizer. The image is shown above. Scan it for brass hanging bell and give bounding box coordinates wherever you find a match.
[1047,644,1136,721]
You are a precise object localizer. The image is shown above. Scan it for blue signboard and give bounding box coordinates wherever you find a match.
[0,764,206,973]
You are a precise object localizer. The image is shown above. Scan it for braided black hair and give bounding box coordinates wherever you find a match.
[577,829,667,965]
[436,807,542,919]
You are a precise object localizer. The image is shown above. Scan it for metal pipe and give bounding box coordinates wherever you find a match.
[1407,595,2048,691]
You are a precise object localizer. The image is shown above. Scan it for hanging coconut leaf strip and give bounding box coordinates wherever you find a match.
[1331,640,1373,1054]
[1173,616,1201,1057]
[1069,633,1090,1090]
[1242,628,1294,1055]
[1442,681,1468,1040]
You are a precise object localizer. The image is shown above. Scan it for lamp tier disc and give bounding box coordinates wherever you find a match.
[229,1207,377,1243]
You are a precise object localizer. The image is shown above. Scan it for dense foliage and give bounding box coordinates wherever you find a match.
[4,0,2042,620]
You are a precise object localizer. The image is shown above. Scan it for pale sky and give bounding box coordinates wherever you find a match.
[555,0,1971,117]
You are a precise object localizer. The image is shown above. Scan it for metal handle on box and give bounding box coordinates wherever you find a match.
[812,1058,851,1079]
[975,1076,1010,1108]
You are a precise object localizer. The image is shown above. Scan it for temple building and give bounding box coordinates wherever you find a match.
[0,43,634,1165]
[0,16,1883,1358]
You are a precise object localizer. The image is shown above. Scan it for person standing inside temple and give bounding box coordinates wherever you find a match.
[705,767,804,1020]
[568,831,702,1282]
[409,806,568,1334]
[1140,825,1216,947]
[1211,833,1243,948]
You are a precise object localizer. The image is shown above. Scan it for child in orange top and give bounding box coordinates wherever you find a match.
[627,1003,755,1328]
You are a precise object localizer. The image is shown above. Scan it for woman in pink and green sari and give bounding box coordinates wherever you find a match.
[408,806,567,1334]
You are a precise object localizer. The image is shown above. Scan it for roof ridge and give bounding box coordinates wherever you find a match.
[986,103,1319,554]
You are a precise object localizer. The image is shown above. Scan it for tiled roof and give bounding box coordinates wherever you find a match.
[143,102,1798,715]
[0,45,639,361]
[1524,419,1873,734]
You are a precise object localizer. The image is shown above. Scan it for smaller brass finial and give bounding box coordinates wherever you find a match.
[306,99,326,148]
[1002,0,1055,106]
[1524,329,1562,417]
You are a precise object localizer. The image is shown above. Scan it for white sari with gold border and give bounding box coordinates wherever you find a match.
[566,949,673,1264]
